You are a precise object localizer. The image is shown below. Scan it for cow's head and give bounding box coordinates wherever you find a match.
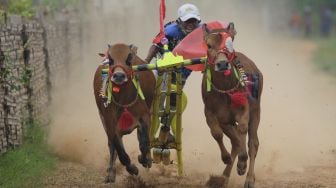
[203,23,236,76]
[101,44,137,85]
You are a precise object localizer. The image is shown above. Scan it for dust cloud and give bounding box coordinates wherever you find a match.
[47,0,336,184]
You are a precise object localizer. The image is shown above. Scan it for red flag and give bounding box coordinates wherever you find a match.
[153,0,166,44]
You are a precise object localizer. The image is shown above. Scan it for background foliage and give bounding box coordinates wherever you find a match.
[8,0,35,18]
[0,122,56,187]
[0,0,80,18]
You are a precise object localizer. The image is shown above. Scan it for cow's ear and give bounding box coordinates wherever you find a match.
[227,22,237,37]
[202,24,209,34]
[202,24,209,35]
[129,44,138,55]
[202,24,210,42]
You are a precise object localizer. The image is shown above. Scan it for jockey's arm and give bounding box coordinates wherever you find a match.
[145,44,160,63]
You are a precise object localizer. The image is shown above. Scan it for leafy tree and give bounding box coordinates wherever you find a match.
[8,0,34,18]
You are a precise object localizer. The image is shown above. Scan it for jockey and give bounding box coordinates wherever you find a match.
[145,3,202,86]
[144,3,202,135]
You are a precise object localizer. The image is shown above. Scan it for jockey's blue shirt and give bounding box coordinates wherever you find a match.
[164,22,186,51]
[159,22,201,85]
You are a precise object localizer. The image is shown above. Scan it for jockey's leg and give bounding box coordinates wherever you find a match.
[171,86,187,135]
[170,69,190,135]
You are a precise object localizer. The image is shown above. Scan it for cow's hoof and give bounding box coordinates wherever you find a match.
[104,167,116,183]
[206,175,229,188]
[138,154,152,168]
[104,174,116,183]
[126,164,139,175]
[237,153,248,175]
[237,161,247,175]
[244,180,255,188]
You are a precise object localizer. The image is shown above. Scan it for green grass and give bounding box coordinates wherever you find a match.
[313,38,336,76]
[0,122,56,188]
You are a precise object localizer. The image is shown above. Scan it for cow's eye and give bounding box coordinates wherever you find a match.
[125,53,132,66]
[109,57,114,65]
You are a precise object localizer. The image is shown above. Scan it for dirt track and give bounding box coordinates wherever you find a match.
[45,1,336,187]
[44,160,336,187]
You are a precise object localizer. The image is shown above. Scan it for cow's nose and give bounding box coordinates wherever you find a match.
[112,72,126,82]
[216,61,229,71]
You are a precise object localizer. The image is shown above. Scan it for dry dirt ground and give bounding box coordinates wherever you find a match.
[43,159,336,188]
[44,1,336,187]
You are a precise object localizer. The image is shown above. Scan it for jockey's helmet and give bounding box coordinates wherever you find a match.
[177,3,201,34]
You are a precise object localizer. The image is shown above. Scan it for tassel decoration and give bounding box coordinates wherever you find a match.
[118,108,134,131]
[229,91,248,107]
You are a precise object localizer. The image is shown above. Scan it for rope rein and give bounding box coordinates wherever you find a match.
[109,76,140,108]
[205,73,241,94]
[204,58,243,94]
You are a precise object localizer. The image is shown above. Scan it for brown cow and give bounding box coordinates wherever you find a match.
[93,44,155,182]
[201,24,263,188]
